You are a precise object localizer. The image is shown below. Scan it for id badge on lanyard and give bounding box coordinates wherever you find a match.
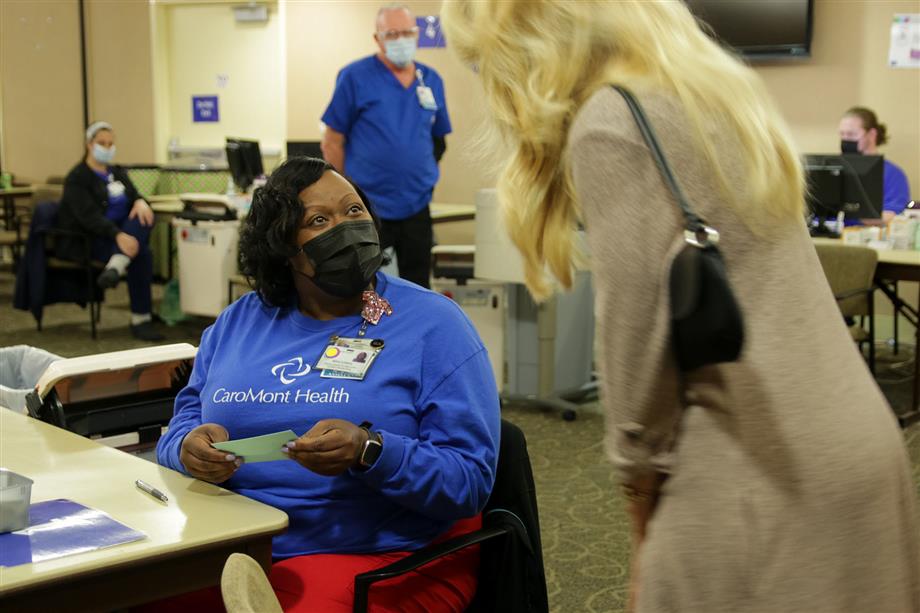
[107,176,126,199]
[415,69,438,111]
[316,336,385,380]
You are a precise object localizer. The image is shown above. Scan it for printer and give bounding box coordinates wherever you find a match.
[25,344,196,451]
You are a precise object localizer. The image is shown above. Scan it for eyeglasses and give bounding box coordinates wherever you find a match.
[376,27,419,42]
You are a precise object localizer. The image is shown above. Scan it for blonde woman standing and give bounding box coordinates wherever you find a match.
[443,2,919,611]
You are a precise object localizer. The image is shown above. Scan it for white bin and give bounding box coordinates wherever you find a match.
[431,279,507,392]
[173,217,240,317]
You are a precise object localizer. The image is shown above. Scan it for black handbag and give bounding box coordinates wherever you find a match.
[612,86,744,372]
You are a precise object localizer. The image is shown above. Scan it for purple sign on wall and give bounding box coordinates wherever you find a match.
[192,95,219,122]
[416,16,446,48]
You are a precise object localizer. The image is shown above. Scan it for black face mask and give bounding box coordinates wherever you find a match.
[841,139,861,154]
[299,220,382,298]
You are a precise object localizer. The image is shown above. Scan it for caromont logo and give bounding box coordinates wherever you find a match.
[271,357,312,385]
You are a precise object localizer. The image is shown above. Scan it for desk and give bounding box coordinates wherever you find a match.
[431,202,475,224]
[0,187,35,268]
[0,186,34,229]
[0,411,288,612]
[873,250,920,427]
[148,198,183,214]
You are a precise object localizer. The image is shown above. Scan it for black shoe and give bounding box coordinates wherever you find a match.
[97,268,121,289]
[131,321,165,342]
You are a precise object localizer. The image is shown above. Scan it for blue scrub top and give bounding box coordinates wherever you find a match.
[883,159,911,215]
[322,56,451,221]
[93,169,130,222]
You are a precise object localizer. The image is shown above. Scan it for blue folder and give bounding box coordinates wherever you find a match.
[0,499,146,568]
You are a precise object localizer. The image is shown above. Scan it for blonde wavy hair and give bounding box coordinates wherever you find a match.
[442,0,805,300]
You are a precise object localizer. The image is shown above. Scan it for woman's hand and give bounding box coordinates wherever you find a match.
[623,474,664,613]
[129,198,155,226]
[179,423,242,483]
[284,419,368,476]
[115,232,139,258]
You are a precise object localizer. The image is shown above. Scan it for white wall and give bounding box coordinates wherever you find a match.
[84,0,157,166]
[0,0,83,182]
[756,0,920,193]
[161,1,285,155]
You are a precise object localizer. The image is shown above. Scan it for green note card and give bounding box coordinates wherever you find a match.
[212,430,298,463]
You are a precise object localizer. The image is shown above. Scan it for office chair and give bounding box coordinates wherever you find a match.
[814,242,878,373]
[13,201,105,338]
[353,419,549,613]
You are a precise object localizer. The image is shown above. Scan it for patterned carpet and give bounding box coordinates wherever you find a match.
[2,275,918,613]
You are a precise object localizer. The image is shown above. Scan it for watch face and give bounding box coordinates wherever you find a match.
[360,435,383,468]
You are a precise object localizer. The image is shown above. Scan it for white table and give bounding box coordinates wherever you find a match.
[0,411,288,612]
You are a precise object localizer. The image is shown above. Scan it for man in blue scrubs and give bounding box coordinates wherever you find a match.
[321,4,450,289]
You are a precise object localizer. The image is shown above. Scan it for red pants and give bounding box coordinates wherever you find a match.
[137,516,481,613]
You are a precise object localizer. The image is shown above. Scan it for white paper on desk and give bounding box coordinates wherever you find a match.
[868,239,894,251]
[889,14,920,68]
[212,430,297,463]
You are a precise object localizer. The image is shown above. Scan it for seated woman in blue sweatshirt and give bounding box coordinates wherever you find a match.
[156,156,500,612]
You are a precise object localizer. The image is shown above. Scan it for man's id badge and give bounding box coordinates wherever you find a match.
[316,336,384,380]
[416,86,438,111]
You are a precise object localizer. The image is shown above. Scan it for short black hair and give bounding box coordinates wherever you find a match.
[237,156,380,308]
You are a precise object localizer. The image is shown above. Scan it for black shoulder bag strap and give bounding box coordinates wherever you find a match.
[611,85,718,247]
[609,85,744,371]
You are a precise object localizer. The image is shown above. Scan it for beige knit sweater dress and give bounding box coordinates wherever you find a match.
[568,87,920,612]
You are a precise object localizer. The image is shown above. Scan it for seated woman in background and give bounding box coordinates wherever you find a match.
[58,121,162,341]
[839,106,912,222]
[156,156,500,612]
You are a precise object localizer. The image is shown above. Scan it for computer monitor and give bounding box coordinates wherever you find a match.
[804,154,883,221]
[225,138,263,191]
[286,140,324,160]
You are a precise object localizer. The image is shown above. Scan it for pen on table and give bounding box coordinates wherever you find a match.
[135,479,169,503]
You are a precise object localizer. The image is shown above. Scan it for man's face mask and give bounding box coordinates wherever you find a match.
[384,37,416,68]
[299,220,382,298]
[93,143,116,164]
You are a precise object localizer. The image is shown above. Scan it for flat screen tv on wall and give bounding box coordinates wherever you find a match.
[685,0,815,60]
